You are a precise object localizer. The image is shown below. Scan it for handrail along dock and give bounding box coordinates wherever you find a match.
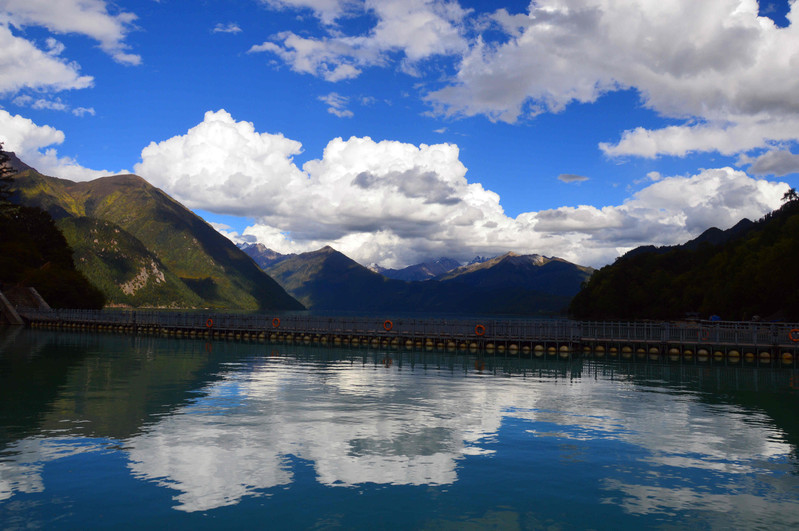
[16,309,799,365]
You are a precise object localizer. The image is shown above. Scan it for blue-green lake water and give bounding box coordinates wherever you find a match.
[2,328,799,529]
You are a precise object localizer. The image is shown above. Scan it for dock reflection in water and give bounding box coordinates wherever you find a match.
[1,328,798,529]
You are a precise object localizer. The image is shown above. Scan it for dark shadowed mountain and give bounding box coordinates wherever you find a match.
[264,246,591,315]
[11,167,303,310]
[570,201,799,321]
[437,252,594,297]
[622,218,756,260]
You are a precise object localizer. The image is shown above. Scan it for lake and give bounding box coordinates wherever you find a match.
[1,327,798,529]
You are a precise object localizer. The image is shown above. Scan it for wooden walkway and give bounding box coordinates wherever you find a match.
[15,309,799,366]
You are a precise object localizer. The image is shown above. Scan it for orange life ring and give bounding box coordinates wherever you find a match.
[206,318,213,328]
[700,328,710,341]
[272,318,280,328]
[475,324,486,336]
[383,320,393,331]
[790,329,799,342]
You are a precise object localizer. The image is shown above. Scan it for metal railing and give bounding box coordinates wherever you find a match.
[18,309,799,348]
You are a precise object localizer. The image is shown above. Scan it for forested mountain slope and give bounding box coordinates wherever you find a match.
[570,201,799,321]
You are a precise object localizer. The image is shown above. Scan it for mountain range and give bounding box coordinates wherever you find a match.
[7,152,594,315]
[256,246,592,315]
[368,257,462,281]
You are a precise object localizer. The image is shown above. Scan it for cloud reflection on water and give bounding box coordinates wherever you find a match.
[119,357,795,514]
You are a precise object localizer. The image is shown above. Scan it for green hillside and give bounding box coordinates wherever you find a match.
[58,217,206,308]
[0,206,106,309]
[0,147,105,309]
[569,200,799,321]
[12,169,303,311]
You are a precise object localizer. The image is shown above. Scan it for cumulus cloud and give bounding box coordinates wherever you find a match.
[1,0,140,65]
[0,110,118,181]
[134,111,787,268]
[250,0,468,81]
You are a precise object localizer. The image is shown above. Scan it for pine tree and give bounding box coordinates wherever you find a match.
[0,142,16,205]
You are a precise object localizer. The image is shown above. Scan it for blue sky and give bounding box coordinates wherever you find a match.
[1,0,798,268]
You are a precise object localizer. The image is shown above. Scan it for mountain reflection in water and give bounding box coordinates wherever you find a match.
[1,328,798,529]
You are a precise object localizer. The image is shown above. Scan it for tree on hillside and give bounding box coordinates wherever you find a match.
[782,187,798,203]
[0,142,15,205]
[0,143,106,308]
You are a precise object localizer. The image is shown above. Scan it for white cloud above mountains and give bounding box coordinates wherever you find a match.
[1,106,788,268]
[254,0,799,161]
[133,110,787,268]
[2,1,796,269]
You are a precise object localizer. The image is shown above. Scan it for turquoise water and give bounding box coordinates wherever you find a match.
[1,328,799,530]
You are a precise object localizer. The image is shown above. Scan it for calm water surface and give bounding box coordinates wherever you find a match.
[1,328,798,529]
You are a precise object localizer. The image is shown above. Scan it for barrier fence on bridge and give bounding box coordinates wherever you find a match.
[16,308,799,352]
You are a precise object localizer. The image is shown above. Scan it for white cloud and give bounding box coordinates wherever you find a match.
[0,109,118,181]
[318,92,353,117]
[250,0,468,82]
[28,97,67,112]
[422,0,799,157]
[0,25,93,94]
[252,1,799,158]
[44,37,65,56]
[72,106,95,117]
[599,117,799,158]
[135,110,307,217]
[134,111,787,268]
[12,94,95,117]
[1,0,140,65]
[260,0,358,25]
[212,22,242,34]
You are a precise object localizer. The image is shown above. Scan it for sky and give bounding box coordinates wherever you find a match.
[1,0,798,269]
